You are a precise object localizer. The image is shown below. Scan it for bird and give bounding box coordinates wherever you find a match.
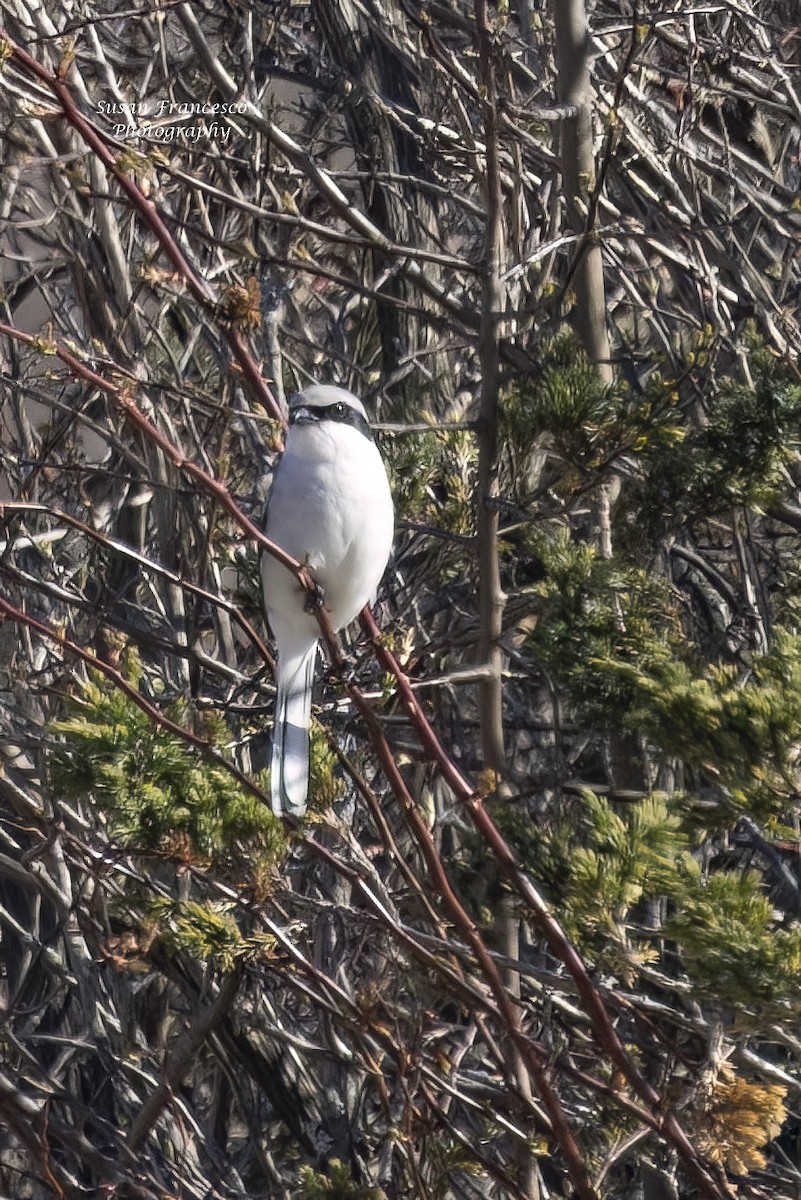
[261,385,394,818]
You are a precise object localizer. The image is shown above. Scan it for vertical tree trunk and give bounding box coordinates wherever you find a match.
[554,2,641,791]
[476,8,540,1197]
[475,0,507,789]
[553,0,612,384]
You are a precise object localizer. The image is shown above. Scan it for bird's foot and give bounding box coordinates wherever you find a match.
[324,656,359,690]
[303,580,326,614]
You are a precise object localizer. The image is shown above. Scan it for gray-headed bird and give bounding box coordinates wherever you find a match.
[262,385,394,817]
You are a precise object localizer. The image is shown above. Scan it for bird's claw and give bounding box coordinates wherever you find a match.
[304,581,326,614]
[343,658,361,687]
[323,657,357,689]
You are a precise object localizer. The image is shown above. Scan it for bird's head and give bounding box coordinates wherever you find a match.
[287,385,373,439]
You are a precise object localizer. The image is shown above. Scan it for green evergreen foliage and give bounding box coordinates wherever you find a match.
[149,897,244,970]
[425,1140,484,1199]
[299,1160,386,1199]
[500,789,801,1010]
[500,333,684,501]
[505,331,801,550]
[524,520,801,828]
[384,427,476,537]
[628,337,801,538]
[308,723,346,811]
[525,528,681,725]
[501,333,616,472]
[50,668,286,872]
[499,791,688,952]
[497,334,801,1024]
[383,429,440,523]
[669,868,801,1011]
[602,630,801,823]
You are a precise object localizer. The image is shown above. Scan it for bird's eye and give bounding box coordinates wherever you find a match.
[331,402,347,419]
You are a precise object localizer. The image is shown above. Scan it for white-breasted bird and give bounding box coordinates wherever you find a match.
[261,385,394,817]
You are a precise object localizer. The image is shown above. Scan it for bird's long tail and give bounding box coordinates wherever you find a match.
[271,643,317,817]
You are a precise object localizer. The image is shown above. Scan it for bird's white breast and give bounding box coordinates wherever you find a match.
[262,419,393,644]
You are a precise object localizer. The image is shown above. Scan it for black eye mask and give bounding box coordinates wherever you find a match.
[288,401,374,441]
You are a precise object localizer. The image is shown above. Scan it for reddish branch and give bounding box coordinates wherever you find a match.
[346,690,598,1198]
[360,612,732,1200]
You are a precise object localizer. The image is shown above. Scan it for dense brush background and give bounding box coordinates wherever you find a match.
[1,1,801,1197]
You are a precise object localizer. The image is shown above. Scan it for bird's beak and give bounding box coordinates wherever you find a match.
[289,405,318,425]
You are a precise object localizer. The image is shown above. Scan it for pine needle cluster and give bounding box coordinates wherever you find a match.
[50,665,286,873]
[299,1160,386,1199]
